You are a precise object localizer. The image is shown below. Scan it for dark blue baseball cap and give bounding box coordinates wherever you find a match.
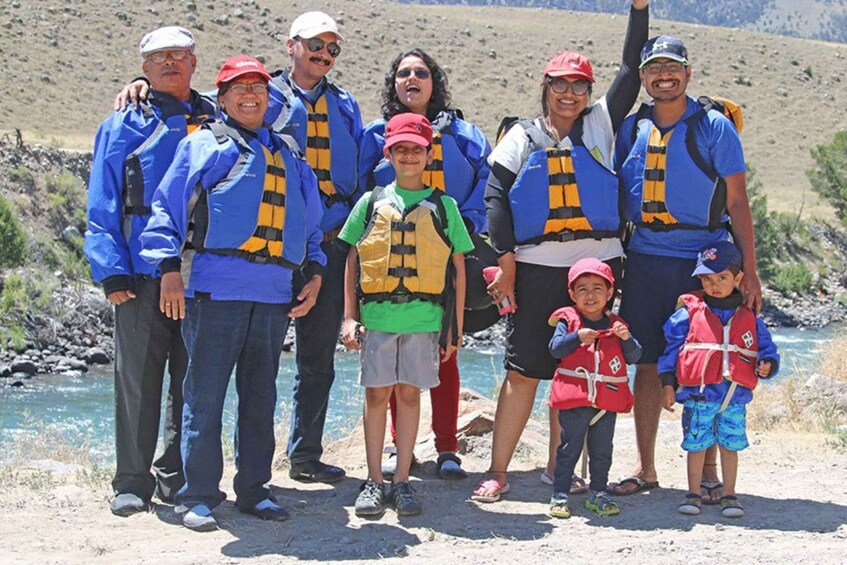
[640,35,689,69]
[692,241,742,276]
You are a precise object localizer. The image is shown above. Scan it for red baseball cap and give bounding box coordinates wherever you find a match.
[568,258,614,289]
[215,55,272,88]
[384,113,433,149]
[544,51,595,83]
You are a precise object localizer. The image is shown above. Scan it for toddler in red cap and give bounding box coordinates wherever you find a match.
[338,113,474,517]
[546,257,642,518]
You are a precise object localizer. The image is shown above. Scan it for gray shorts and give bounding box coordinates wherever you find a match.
[359,330,440,390]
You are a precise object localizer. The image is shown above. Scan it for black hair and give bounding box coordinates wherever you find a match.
[381,48,452,121]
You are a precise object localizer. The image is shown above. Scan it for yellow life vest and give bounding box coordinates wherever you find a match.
[422,133,445,192]
[237,145,288,258]
[305,96,335,198]
[545,147,593,235]
[642,127,680,226]
[357,187,453,304]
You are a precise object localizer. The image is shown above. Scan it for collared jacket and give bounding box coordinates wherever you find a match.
[84,90,215,295]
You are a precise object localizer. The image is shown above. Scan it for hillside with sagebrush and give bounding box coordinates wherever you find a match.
[1,0,846,219]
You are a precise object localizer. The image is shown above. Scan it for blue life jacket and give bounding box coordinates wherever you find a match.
[621,103,729,233]
[268,73,359,232]
[187,121,309,269]
[509,119,621,246]
[122,92,214,246]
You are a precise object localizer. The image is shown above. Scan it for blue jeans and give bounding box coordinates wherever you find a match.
[175,298,292,511]
[287,239,348,465]
[553,407,617,494]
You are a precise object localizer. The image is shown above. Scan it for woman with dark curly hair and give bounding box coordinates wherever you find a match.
[358,48,493,481]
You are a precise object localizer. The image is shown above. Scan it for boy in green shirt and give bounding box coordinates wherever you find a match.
[340,113,473,517]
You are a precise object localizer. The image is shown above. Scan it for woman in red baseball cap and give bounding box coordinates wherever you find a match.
[472,0,650,504]
[358,48,497,482]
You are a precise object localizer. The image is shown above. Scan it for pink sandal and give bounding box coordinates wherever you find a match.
[471,478,511,503]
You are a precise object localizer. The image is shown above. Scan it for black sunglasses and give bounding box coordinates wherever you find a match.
[300,36,341,58]
[396,68,431,79]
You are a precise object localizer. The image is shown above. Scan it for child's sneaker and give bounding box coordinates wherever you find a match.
[585,491,620,516]
[354,480,386,517]
[678,493,702,515]
[720,495,744,518]
[549,492,570,519]
[391,481,422,516]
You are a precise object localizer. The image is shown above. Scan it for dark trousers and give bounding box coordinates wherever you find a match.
[287,239,348,465]
[553,406,617,494]
[112,277,187,501]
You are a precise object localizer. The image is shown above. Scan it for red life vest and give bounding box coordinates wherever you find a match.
[548,307,633,413]
[676,291,759,392]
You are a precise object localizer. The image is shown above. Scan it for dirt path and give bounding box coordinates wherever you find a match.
[2,394,845,564]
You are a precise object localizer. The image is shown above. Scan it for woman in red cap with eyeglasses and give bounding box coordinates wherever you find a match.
[472,0,649,505]
[139,56,326,531]
[358,48,496,482]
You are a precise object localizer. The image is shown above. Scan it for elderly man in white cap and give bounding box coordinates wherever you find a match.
[84,25,215,517]
[268,11,363,485]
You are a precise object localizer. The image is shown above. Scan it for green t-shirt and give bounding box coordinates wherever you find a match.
[338,183,474,333]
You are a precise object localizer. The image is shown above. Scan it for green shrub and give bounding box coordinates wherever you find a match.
[0,195,27,269]
[807,130,847,225]
[770,262,814,295]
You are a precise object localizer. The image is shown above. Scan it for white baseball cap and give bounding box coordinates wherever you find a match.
[288,11,344,41]
[139,26,196,57]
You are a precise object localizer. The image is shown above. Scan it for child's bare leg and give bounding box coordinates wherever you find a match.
[546,407,560,476]
[718,446,738,497]
[686,449,707,495]
[392,383,421,483]
[364,386,393,483]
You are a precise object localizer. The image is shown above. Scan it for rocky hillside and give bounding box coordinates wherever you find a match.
[0,0,846,218]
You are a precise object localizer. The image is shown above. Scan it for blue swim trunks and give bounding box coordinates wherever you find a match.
[680,400,749,452]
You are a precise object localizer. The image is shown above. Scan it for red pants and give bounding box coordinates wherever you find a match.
[388,354,459,453]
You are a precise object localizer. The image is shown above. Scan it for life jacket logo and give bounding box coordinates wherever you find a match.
[741,330,754,348]
[609,355,622,374]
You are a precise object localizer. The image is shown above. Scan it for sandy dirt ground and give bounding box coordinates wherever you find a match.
[1,391,845,564]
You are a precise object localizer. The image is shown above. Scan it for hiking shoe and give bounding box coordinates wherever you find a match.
[289,460,346,483]
[354,480,386,517]
[549,492,571,519]
[154,480,182,504]
[678,493,702,516]
[585,491,620,516]
[182,504,218,532]
[720,495,745,518]
[391,481,422,516]
[110,493,148,517]
[243,498,290,522]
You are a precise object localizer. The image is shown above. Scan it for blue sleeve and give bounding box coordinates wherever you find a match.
[340,90,366,203]
[755,318,780,378]
[453,119,491,234]
[621,336,643,365]
[358,121,386,193]
[549,322,582,359]
[698,111,746,178]
[83,110,150,285]
[658,307,691,376]
[139,132,232,265]
[297,157,328,267]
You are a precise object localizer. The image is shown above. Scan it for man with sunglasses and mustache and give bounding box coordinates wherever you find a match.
[611,35,761,500]
[268,11,364,485]
[85,26,215,517]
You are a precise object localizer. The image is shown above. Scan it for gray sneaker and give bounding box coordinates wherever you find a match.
[354,480,386,517]
[110,493,148,517]
[182,504,218,532]
[391,481,422,516]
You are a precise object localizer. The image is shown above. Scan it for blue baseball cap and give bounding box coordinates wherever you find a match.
[640,35,689,69]
[692,241,742,276]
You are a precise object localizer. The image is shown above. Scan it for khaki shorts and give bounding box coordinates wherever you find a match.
[359,330,440,390]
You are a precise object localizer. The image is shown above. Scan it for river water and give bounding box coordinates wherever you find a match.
[0,326,838,462]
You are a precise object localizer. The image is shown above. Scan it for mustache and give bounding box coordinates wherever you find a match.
[309,56,331,66]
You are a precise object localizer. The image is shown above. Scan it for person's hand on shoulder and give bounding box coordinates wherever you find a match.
[113,80,151,111]
[741,269,763,314]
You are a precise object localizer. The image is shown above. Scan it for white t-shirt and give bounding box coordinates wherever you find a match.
[489,96,623,267]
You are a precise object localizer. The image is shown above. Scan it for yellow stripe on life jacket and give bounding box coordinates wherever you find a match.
[544,148,592,235]
[421,133,445,192]
[305,96,335,197]
[185,114,211,135]
[641,127,679,226]
[239,146,287,258]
